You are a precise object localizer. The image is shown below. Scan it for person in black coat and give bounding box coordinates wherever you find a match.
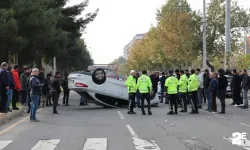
[160,72,167,103]
[231,69,242,105]
[6,67,15,112]
[0,62,9,113]
[150,72,160,93]
[217,69,228,114]
[50,71,61,114]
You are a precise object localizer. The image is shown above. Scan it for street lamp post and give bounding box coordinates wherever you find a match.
[202,0,207,70]
[53,57,56,75]
[225,0,231,69]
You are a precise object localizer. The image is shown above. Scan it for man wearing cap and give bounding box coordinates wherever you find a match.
[62,73,70,106]
[125,70,137,114]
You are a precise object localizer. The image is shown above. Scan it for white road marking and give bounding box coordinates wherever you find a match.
[0,140,13,149]
[117,111,125,120]
[126,125,161,150]
[223,137,250,149]
[83,138,107,150]
[240,123,250,128]
[31,139,60,150]
[165,120,168,123]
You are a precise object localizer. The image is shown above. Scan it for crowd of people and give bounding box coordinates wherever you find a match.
[125,68,250,115]
[0,62,71,122]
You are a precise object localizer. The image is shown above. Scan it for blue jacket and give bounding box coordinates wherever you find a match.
[7,71,15,89]
[0,68,9,87]
[29,75,42,95]
[209,78,218,93]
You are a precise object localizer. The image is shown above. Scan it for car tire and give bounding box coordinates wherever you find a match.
[92,68,106,85]
[149,90,157,100]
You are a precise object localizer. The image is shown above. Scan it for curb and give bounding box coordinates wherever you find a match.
[0,106,27,126]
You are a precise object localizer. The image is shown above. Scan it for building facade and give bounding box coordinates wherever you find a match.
[123,33,146,60]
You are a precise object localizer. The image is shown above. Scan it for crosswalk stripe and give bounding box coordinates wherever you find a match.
[0,140,13,149]
[83,138,107,150]
[31,139,61,150]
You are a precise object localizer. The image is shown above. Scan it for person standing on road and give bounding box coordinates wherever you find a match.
[240,69,250,109]
[203,69,211,111]
[44,73,52,106]
[29,68,43,122]
[0,62,9,113]
[165,70,179,115]
[188,69,200,114]
[196,68,204,109]
[50,71,61,114]
[179,70,188,112]
[125,70,137,114]
[209,72,218,112]
[62,73,70,106]
[20,67,30,105]
[135,72,141,108]
[137,70,153,115]
[160,72,166,103]
[217,69,228,114]
[12,65,21,110]
[230,69,242,106]
[6,67,15,112]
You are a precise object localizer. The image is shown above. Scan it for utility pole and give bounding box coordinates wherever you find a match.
[53,57,56,75]
[225,0,231,70]
[202,0,207,70]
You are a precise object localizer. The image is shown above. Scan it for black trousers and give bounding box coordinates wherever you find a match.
[180,92,187,111]
[46,90,51,105]
[190,91,198,113]
[0,86,7,112]
[218,89,226,112]
[51,91,59,113]
[169,94,178,113]
[12,89,19,108]
[233,89,242,105]
[63,90,70,104]
[20,90,27,104]
[140,93,151,112]
[128,93,136,112]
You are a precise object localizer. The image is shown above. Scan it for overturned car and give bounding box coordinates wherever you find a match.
[68,65,160,108]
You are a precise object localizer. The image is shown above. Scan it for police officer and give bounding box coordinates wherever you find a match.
[125,70,137,114]
[137,70,153,115]
[188,69,200,114]
[165,70,178,115]
[179,70,188,112]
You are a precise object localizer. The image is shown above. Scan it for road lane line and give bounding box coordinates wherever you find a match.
[240,123,250,128]
[0,108,43,136]
[117,111,125,120]
[83,138,107,150]
[126,125,161,150]
[126,125,138,138]
[0,140,13,149]
[31,139,60,150]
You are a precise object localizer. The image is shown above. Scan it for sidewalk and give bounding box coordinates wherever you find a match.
[0,106,27,125]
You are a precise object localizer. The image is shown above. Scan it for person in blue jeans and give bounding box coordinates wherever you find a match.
[28,68,43,122]
[203,69,211,111]
[6,67,15,112]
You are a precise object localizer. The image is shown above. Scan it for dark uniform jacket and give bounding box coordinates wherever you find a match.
[50,76,61,93]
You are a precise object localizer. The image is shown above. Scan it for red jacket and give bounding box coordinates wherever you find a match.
[12,69,21,90]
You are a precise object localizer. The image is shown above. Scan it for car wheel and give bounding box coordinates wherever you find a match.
[92,68,106,85]
[149,90,157,100]
[151,103,159,107]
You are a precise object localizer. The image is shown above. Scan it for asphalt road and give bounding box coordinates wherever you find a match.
[0,92,250,150]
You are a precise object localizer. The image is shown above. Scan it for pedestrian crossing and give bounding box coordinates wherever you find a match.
[0,137,161,150]
[223,137,250,150]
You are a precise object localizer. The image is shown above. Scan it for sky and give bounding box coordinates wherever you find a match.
[69,0,250,64]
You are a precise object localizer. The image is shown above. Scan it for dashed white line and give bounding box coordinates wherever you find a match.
[126,125,138,138]
[126,125,161,150]
[117,111,125,120]
[240,123,250,128]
